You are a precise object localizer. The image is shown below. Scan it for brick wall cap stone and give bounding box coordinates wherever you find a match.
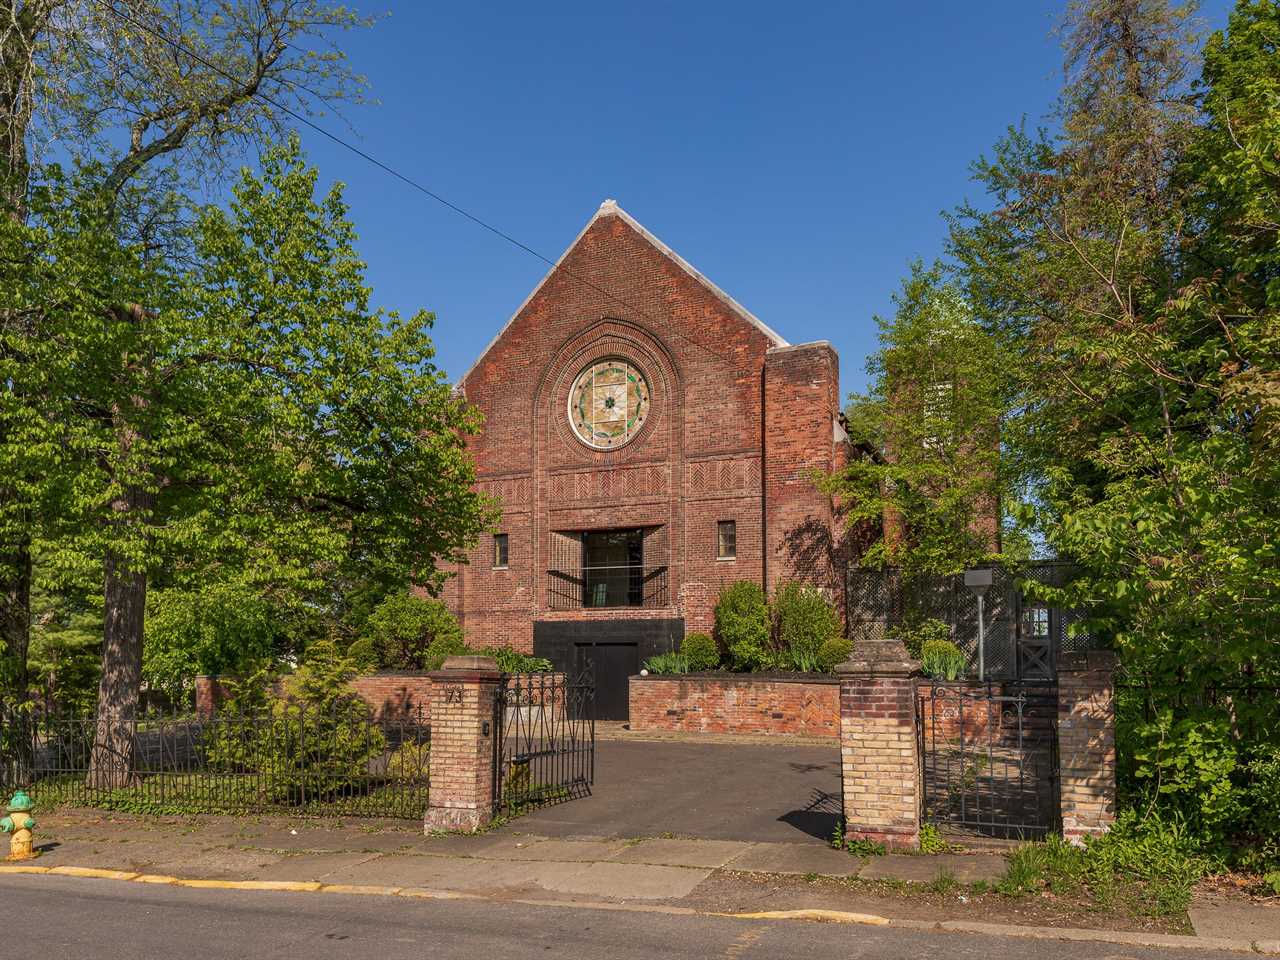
[835,639,919,678]
[630,671,840,685]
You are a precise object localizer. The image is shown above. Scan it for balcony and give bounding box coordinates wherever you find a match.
[546,564,670,611]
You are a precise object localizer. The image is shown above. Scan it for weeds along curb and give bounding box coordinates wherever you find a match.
[1,863,1276,956]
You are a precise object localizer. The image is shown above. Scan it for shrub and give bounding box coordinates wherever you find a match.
[920,638,966,680]
[715,581,771,671]
[421,631,470,670]
[206,649,386,805]
[346,638,378,672]
[386,740,429,783]
[489,646,553,673]
[367,593,463,670]
[642,651,688,675]
[817,637,853,672]
[681,632,719,671]
[772,582,841,672]
[889,617,950,660]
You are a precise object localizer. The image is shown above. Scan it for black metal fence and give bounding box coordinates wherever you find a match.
[493,669,594,813]
[917,682,1059,840]
[847,561,1094,681]
[0,702,430,819]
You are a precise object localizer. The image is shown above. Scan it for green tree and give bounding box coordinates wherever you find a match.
[1,0,371,704]
[946,0,1280,840]
[142,581,279,704]
[823,263,1021,576]
[4,141,491,783]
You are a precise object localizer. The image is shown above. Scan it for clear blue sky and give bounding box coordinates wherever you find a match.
[295,0,1233,396]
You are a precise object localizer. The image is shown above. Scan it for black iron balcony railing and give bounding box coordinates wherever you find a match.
[546,564,670,611]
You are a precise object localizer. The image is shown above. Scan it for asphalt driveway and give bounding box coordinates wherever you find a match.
[503,738,841,843]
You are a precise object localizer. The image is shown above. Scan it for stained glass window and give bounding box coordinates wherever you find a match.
[568,359,651,449]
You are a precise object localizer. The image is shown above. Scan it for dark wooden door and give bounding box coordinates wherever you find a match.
[577,642,638,721]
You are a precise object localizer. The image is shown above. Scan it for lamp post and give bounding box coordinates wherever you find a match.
[963,568,994,682]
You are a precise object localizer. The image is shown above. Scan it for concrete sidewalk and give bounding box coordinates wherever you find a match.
[27,810,999,902]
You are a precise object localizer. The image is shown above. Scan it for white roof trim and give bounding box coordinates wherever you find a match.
[457,199,788,389]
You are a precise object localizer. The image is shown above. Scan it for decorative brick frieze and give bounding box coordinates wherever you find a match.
[629,674,839,737]
[1057,650,1117,844]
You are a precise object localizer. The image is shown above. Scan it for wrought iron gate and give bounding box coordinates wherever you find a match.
[493,668,595,813]
[917,683,1058,840]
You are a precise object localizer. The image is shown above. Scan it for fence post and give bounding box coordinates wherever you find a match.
[1057,649,1117,844]
[423,655,502,833]
[835,637,921,849]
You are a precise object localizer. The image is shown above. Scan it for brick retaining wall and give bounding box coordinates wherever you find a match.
[629,674,840,737]
[196,672,433,721]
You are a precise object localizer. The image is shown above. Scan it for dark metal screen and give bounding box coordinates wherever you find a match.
[546,529,669,610]
[493,669,595,813]
[917,683,1059,840]
[847,561,1093,681]
[0,702,430,819]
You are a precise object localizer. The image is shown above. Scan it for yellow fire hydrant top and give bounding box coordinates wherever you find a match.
[1,789,37,861]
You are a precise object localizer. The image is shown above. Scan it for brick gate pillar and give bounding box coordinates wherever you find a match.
[423,655,502,833]
[835,638,921,849]
[1057,649,1118,844]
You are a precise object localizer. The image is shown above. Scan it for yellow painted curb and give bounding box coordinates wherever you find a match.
[175,879,322,892]
[50,866,139,881]
[0,864,50,875]
[133,874,181,885]
[730,909,892,926]
[320,884,404,897]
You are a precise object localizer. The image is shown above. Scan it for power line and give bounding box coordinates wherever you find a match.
[89,0,751,369]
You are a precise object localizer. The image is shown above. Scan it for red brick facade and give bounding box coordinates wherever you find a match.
[444,200,845,651]
[629,674,840,738]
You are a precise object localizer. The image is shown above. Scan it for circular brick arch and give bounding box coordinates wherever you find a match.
[538,317,681,469]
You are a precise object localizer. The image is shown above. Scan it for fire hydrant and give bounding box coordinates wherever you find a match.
[1,790,37,861]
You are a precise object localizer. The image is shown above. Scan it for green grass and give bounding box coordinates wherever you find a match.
[994,813,1219,918]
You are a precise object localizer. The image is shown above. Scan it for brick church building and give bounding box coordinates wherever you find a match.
[443,200,848,717]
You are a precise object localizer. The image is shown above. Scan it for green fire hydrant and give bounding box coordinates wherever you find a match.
[1,790,37,861]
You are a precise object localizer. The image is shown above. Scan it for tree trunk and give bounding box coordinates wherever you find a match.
[87,546,147,789]
[1,541,31,698]
[89,370,153,789]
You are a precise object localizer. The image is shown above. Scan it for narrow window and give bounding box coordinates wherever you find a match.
[493,533,509,569]
[717,520,737,560]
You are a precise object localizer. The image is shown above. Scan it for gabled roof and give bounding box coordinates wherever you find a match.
[458,199,788,388]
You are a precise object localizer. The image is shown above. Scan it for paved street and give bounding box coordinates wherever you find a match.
[513,738,842,842]
[1,874,1251,960]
